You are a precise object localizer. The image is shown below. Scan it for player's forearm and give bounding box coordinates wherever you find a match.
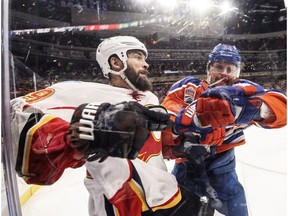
[253,91,287,128]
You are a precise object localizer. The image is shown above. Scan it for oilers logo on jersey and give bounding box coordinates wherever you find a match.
[184,87,196,104]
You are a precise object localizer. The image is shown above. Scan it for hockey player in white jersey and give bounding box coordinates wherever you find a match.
[11,36,201,216]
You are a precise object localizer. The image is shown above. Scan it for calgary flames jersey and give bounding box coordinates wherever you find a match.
[11,81,181,215]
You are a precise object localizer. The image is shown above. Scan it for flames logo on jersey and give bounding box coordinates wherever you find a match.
[22,88,55,104]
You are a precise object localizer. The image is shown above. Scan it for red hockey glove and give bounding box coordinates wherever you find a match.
[196,97,236,129]
[200,82,265,124]
[174,97,235,137]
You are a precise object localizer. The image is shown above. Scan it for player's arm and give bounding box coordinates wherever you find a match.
[229,80,286,127]
[11,98,85,185]
[248,90,286,128]
[161,85,187,120]
[161,77,210,158]
[171,80,286,148]
[162,77,205,119]
[191,80,286,128]
[161,85,187,159]
[11,97,80,156]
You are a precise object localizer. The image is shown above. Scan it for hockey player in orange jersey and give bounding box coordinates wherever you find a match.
[161,43,287,216]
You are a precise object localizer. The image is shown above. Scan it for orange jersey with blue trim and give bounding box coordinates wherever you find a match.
[161,76,287,154]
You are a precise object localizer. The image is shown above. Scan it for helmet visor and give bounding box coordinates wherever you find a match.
[211,63,239,77]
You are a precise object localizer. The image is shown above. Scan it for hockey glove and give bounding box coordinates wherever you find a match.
[200,83,265,124]
[174,95,235,138]
[69,101,172,162]
[173,137,217,163]
[196,97,236,129]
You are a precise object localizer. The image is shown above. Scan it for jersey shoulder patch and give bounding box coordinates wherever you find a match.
[22,88,55,104]
[184,87,196,104]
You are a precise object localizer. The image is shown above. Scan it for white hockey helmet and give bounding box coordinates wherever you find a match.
[96,36,148,79]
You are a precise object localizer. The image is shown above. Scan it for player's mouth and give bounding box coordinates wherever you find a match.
[219,78,229,85]
[209,77,227,87]
[139,69,149,76]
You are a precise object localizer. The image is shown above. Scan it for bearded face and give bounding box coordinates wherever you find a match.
[124,61,152,92]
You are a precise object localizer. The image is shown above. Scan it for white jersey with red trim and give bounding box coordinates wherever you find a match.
[11,81,180,216]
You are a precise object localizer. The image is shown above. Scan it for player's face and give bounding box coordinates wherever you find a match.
[67,122,88,159]
[68,122,81,145]
[207,61,239,86]
[124,51,152,91]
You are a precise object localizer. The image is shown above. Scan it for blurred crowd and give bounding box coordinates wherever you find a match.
[10,33,286,81]
[10,70,286,103]
[11,32,286,52]
[10,27,287,101]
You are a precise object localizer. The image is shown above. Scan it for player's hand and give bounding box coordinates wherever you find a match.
[200,84,264,124]
[173,137,217,163]
[69,101,172,162]
[196,97,235,129]
[174,97,234,136]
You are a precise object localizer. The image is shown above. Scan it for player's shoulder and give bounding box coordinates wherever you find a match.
[141,90,159,105]
[234,79,264,87]
[144,90,157,97]
[176,76,202,85]
[170,76,202,91]
[49,81,109,90]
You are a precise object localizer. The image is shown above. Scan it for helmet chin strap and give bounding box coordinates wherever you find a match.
[109,63,139,91]
[119,70,139,92]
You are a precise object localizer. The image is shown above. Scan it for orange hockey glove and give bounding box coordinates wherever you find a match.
[196,97,236,129]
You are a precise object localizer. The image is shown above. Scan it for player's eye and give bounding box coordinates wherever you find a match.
[129,52,144,60]
[212,64,238,75]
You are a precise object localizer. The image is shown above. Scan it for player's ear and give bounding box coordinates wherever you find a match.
[110,56,123,71]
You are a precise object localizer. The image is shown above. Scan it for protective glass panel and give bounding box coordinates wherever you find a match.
[3,0,287,216]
